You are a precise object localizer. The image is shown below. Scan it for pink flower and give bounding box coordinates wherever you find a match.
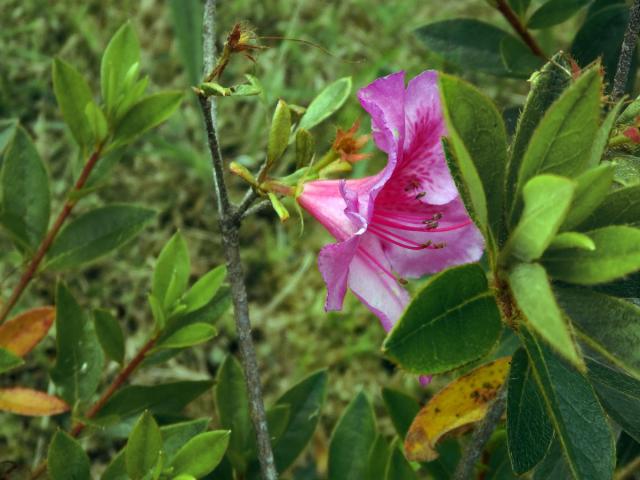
[298,70,484,332]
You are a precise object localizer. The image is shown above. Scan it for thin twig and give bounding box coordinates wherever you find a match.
[612,0,640,101]
[241,199,271,220]
[495,0,547,60]
[453,382,508,480]
[200,2,278,479]
[0,147,103,325]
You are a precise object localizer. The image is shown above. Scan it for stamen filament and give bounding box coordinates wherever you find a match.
[368,225,429,250]
[357,247,397,282]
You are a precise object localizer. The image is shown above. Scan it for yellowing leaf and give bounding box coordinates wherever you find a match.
[404,356,511,462]
[0,387,69,416]
[0,307,55,356]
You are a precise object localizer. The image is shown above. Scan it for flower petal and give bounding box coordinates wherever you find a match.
[318,236,361,311]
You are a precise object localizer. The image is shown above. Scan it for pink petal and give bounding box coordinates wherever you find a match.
[298,180,354,240]
[318,235,361,311]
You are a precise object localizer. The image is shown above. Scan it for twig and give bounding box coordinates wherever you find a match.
[241,199,272,220]
[0,146,103,325]
[30,336,157,479]
[453,382,508,480]
[200,2,278,480]
[612,0,640,101]
[495,0,547,60]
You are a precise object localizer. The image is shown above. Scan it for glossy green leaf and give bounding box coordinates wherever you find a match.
[101,23,141,115]
[85,101,108,145]
[367,435,391,480]
[0,347,23,374]
[415,20,515,76]
[0,126,50,252]
[382,387,420,439]
[561,164,615,231]
[153,231,190,310]
[509,263,581,367]
[532,439,571,480]
[527,0,590,29]
[587,357,640,442]
[521,328,615,480]
[576,185,640,230]
[383,264,502,374]
[507,348,554,474]
[385,440,418,480]
[52,58,94,149]
[181,265,226,314]
[295,128,315,169]
[544,226,640,285]
[503,175,575,262]
[112,91,183,147]
[297,77,351,131]
[101,450,127,480]
[50,283,104,404]
[168,0,203,85]
[161,418,210,463]
[93,380,213,422]
[0,119,17,159]
[588,101,624,168]
[556,287,640,378]
[267,100,291,168]
[611,156,640,187]
[592,271,640,298]
[45,205,156,270]
[155,323,216,350]
[500,36,544,79]
[548,232,595,251]
[148,294,166,332]
[94,309,125,365]
[512,66,601,223]
[619,94,640,125]
[440,73,508,243]
[169,430,230,478]
[126,411,162,480]
[507,53,573,210]
[328,391,377,480]
[48,430,91,480]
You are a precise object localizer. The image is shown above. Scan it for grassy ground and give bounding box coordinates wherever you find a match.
[0,0,564,476]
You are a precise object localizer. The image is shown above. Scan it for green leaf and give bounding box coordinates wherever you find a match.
[93,380,213,422]
[575,185,640,231]
[272,370,328,471]
[161,418,210,463]
[101,23,141,115]
[0,126,50,252]
[215,355,251,472]
[506,348,554,474]
[367,435,391,480]
[385,440,418,480]
[527,0,590,29]
[415,20,517,76]
[85,101,109,145]
[503,175,575,262]
[126,411,162,480]
[561,164,615,231]
[169,430,230,478]
[297,77,351,131]
[532,439,571,480]
[0,347,23,374]
[509,263,581,367]
[48,430,91,480]
[112,91,183,147]
[512,66,602,224]
[168,0,203,85]
[500,36,544,79]
[50,282,104,404]
[181,265,226,314]
[101,450,127,480]
[328,391,377,480]
[507,53,573,211]
[267,100,291,168]
[383,264,502,374]
[381,387,420,439]
[521,328,615,480]
[548,232,595,251]
[52,58,94,150]
[246,405,291,461]
[587,100,624,168]
[612,156,640,187]
[153,231,191,311]
[543,226,640,284]
[154,323,216,350]
[508,0,532,18]
[440,73,508,244]
[556,287,640,378]
[0,119,17,159]
[586,357,640,442]
[148,294,166,332]
[295,128,315,169]
[619,95,640,125]
[94,309,125,365]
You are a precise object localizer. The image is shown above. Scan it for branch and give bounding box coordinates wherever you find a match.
[495,0,547,60]
[200,2,278,479]
[0,146,104,325]
[453,382,508,480]
[612,0,640,101]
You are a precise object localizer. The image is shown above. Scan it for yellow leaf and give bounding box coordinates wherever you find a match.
[0,387,69,416]
[404,356,511,462]
[0,307,55,356]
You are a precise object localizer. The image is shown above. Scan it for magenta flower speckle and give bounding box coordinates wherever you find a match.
[298,70,484,331]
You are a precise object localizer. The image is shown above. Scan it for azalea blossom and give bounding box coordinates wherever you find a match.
[297,70,484,332]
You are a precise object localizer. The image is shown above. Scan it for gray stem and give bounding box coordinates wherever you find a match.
[612,0,640,101]
[200,2,278,479]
